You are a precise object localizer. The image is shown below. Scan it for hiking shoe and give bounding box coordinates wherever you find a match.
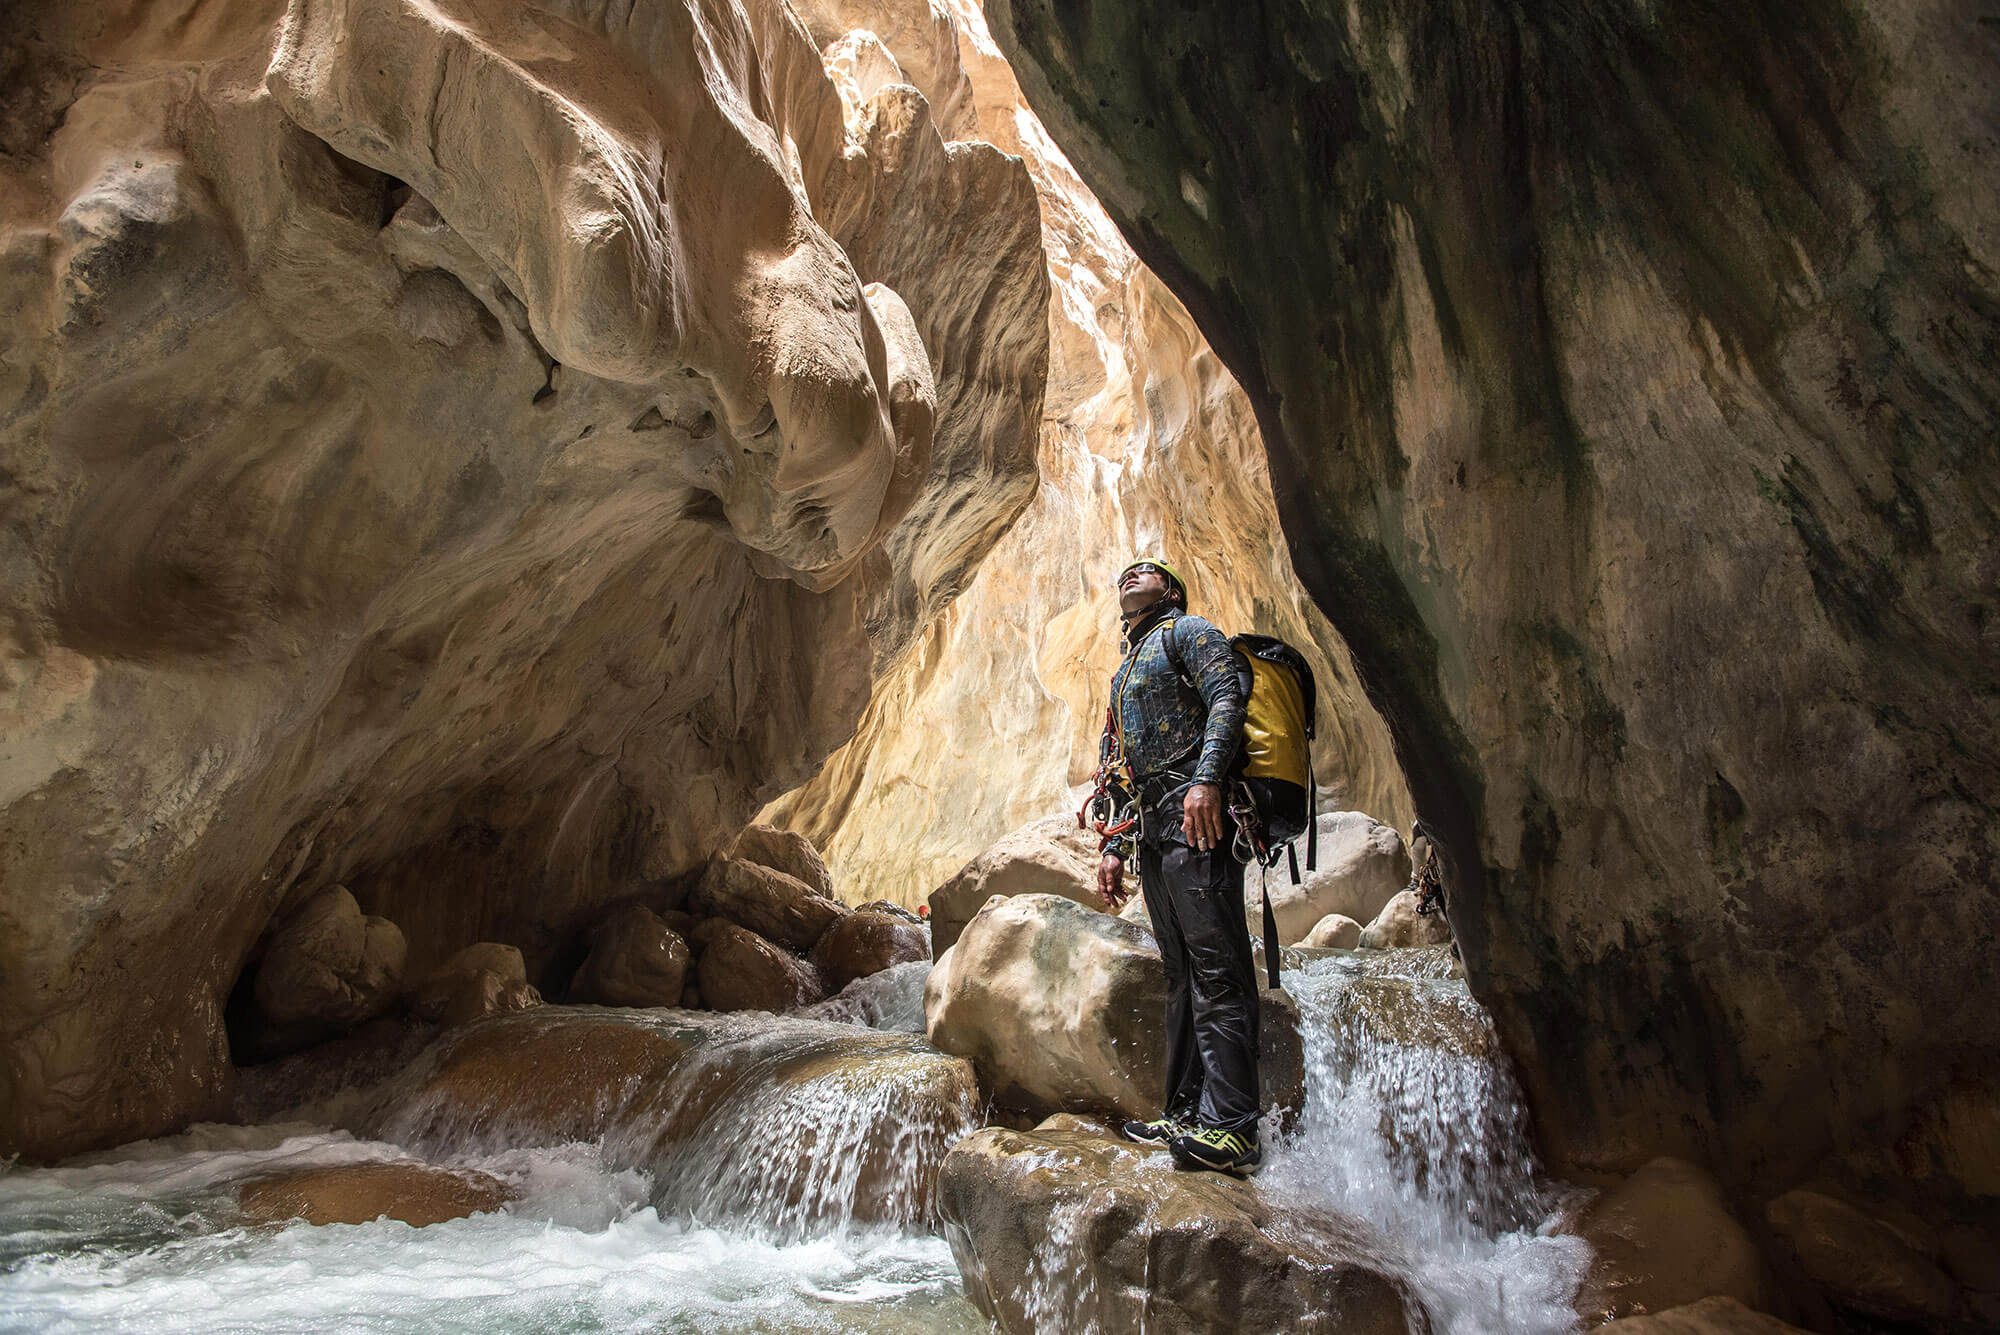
[1169,1125,1262,1176]
[1120,1116,1182,1145]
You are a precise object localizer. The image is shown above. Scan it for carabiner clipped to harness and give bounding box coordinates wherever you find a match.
[1077,770,1139,855]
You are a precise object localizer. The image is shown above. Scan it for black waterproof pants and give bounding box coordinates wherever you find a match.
[1136,785,1261,1133]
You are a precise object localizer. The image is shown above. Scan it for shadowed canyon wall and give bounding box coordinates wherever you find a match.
[0,0,1047,1158]
[983,0,2000,1204]
[769,0,1412,905]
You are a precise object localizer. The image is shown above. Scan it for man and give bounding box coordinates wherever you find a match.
[1095,557,1262,1175]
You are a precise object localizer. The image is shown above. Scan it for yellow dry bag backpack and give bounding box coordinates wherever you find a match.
[1164,628,1318,988]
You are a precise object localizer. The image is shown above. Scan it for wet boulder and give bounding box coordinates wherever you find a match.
[940,1126,1420,1334]
[238,1160,512,1227]
[728,824,835,897]
[690,857,847,952]
[570,906,693,1008]
[373,1007,977,1231]
[411,943,542,1028]
[1301,913,1362,949]
[1251,812,1410,944]
[925,893,1300,1123]
[927,814,1105,956]
[853,899,923,922]
[808,910,928,991]
[697,921,826,1013]
[1357,891,1451,950]
[1572,1157,1768,1323]
[1598,1297,1809,1333]
[253,887,407,1028]
[1763,1189,1961,1324]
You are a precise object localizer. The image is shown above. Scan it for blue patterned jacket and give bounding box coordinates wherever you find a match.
[1099,605,1246,855]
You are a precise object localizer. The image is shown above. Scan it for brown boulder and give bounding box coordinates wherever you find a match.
[411,943,542,1028]
[1572,1157,1768,1323]
[372,1007,977,1231]
[1763,1188,1961,1324]
[808,911,929,991]
[1301,913,1363,949]
[569,906,692,1008]
[690,858,848,952]
[238,1160,512,1227]
[853,899,923,922]
[697,922,826,1013]
[253,887,407,1027]
[940,1126,1419,1334]
[1598,1297,1809,1334]
[1357,891,1451,950]
[728,825,835,897]
[927,814,1105,956]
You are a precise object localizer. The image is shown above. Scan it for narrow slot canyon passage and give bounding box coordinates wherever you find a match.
[1,0,1994,1333]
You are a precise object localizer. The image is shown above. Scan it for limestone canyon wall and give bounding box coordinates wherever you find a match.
[984,0,2000,1207]
[770,0,1412,906]
[0,0,1047,1158]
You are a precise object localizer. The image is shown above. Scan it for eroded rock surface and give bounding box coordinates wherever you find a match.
[0,0,1045,1158]
[808,909,928,991]
[940,1126,1421,1335]
[766,0,1412,908]
[1572,1157,1768,1324]
[981,0,2000,1207]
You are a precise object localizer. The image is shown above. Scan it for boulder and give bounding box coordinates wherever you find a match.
[569,906,693,1008]
[928,814,1105,956]
[238,1160,512,1227]
[807,910,929,991]
[375,1007,978,1230]
[728,825,835,898]
[853,899,923,922]
[1250,812,1410,944]
[411,943,542,1028]
[1598,1297,1810,1334]
[1763,1188,1961,1324]
[925,893,1301,1123]
[1301,913,1362,949]
[697,922,826,1013]
[1357,891,1451,950]
[1571,1157,1768,1323]
[690,858,848,952]
[253,887,407,1028]
[940,1126,1420,1335]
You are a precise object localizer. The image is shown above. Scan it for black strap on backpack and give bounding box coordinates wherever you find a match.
[1260,865,1281,990]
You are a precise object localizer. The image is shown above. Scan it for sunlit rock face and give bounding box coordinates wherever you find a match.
[0,0,1045,1158]
[769,0,1412,907]
[982,0,2000,1200]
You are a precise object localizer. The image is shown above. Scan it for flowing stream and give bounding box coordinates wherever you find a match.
[1,949,1586,1335]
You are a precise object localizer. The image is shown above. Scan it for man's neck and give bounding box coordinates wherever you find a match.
[1122,598,1174,643]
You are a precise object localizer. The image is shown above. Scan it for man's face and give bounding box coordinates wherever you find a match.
[1117,564,1170,616]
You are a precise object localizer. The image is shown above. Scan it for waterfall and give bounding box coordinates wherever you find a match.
[1262,948,1592,1335]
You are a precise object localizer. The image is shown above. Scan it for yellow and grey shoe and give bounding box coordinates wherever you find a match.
[1168,1124,1262,1176]
[1120,1115,1183,1145]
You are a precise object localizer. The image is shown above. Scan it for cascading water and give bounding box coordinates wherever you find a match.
[0,981,988,1335]
[1261,947,1592,1335]
[3,946,1588,1335]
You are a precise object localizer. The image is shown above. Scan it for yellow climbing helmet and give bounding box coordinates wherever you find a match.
[1117,556,1191,606]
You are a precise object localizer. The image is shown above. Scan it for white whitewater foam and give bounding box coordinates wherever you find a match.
[0,1129,984,1335]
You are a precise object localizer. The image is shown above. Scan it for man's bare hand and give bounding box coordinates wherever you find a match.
[1098,853,1128,909]
[1182,782,1224,852]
